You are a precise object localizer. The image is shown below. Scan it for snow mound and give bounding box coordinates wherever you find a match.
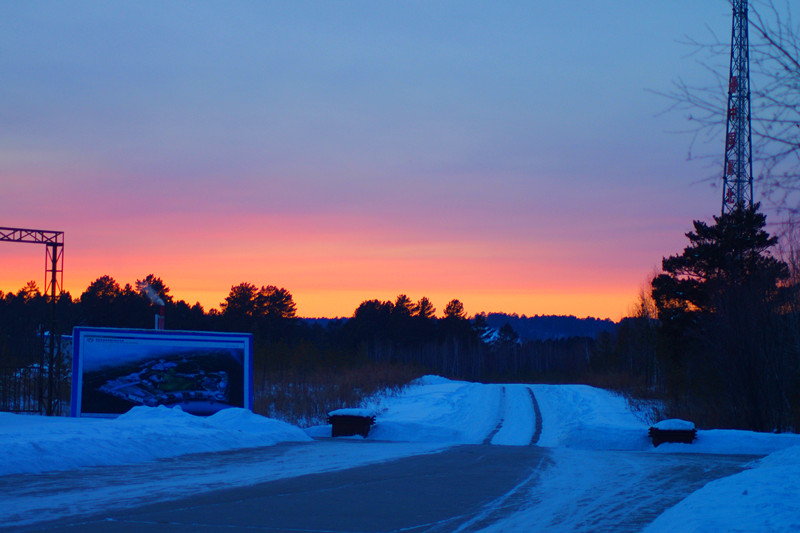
[653,419,695,431]
[646,445,800,532]
[653,428,800,455]
[365,378,501,444]
[117,404,194,422]
[207,407,311,440]
[532,384,649,450]
[412,375,453,386]
[0,407,310,476]
[328,408,376,418]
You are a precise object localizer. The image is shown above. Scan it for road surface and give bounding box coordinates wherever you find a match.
[5,442,751,533]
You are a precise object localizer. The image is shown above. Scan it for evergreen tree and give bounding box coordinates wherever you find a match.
[393,294,417,317]
[651,205,795,430]
[415,297,436,320]
[443,299,466,320]
[653,205,788,318]
[80,276,123,327]
[256,285,297,319]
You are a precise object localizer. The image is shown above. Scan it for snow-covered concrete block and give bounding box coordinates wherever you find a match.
[328,409,376,438]
[649,419,697,447]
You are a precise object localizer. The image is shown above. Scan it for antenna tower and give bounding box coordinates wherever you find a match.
[722,0,754,214]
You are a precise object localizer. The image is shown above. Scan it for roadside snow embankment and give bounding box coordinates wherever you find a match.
[532,384,649,450]
[363,376,502,444]
[0,406,310,476]
[312,376,800,456]
[645,445,800,532]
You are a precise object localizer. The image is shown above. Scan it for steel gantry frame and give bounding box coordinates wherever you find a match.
[722,0,754,214]
[0,227,64,415]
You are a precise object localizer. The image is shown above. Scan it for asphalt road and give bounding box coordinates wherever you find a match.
[12,445,549,533]
[9,444,752,533]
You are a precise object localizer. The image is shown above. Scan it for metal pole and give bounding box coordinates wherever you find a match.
[47,243,57,416]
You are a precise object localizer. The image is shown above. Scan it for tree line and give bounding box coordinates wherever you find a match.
[1,275,610,422]
[5,205,798,432]
[0,276,607,385]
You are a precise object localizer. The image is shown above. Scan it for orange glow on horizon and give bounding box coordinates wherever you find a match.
[1,257,640,321]
[0,211,654,322]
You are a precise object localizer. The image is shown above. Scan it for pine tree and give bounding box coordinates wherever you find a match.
[651,205,795,430]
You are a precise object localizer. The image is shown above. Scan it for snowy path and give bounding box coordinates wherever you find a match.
[482,386,506,444]
[488,385,541,446]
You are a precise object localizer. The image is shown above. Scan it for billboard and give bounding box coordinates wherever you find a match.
[71,327,253,418]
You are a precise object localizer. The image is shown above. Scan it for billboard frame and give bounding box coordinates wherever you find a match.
[71,327,253,418]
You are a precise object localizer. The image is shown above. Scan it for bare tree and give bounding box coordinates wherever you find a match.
[661,0,799,220]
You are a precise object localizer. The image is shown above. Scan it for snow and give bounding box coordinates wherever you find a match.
[359,377,502,443]
[490,384,537,445]
[0,405,311,476]
[653,418,695,431]
[1,440,451,527]
[343,377,800,532]
[327,408,376,417]
[645,446,800,533]
[532,383,649,450]
[3,375,800,531]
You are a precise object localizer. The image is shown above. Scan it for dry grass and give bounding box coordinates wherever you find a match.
[253,362,421,427]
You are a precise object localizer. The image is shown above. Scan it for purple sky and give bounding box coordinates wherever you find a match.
[2,1,747,318]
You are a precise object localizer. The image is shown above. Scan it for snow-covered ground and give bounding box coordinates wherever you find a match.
[2,376,800,531]
[0,405,311,476]
[644,445,800,533]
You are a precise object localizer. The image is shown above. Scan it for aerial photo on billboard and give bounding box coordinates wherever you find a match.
[71,327,253,417]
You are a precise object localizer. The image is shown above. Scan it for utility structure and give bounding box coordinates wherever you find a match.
[722,0,754,214]
[0,227,64,415]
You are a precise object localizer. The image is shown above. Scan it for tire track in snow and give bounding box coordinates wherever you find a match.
[450,455,550,532]
[482,386,506,445]
[528,387,543,445]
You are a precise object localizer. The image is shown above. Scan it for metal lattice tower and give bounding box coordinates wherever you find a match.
[0,227,64,415]
[722,0,754,214]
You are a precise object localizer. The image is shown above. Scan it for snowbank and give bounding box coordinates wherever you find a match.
[653,419,695,431]
[654,428,800,455]
[532,384,651,450]
[327,408,376,418]
[532,384,800,455]
[645,445,800,533]
[309,377,800,456]
[0,406,310,476]
[363,376,502,443]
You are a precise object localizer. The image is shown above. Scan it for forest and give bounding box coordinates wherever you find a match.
[0,275,621,424]
[2,205,800,432]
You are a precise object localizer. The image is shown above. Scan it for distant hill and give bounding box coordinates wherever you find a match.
[301,318,345,328]
[483,313,617,342]
[302,314,618,342]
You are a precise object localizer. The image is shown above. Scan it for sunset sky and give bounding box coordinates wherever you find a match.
[2,1,741,319]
